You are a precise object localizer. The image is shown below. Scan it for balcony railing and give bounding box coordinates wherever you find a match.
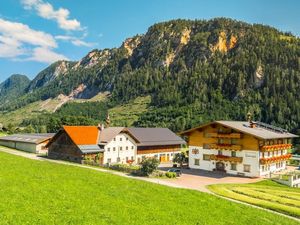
[207,133,241,139]
[210,154,243,163]
[260,154,292,164]
[204,143,242,151]
[260,144,292,152]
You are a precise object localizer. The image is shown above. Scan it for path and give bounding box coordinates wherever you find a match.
[0,147,299,223]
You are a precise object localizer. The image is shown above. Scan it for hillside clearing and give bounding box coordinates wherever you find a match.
[0,151,298,225]
[208,180,300,218]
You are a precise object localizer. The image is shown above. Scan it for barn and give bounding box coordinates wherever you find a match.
[0,133,54,153]
[47,126,104,163]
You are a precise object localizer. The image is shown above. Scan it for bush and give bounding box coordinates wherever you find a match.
[165,172,177,178]
[109,163,141,174]
[141,157,160,176]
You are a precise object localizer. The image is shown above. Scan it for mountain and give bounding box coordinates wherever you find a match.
[1,18,300,134]
[0,74,31,105]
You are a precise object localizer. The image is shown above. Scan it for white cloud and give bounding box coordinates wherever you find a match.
[21,0,82,31]
[55,35,95,47]
[27,47,68,63]
[0,18,67,63]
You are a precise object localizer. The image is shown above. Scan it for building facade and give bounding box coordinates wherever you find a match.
[47,126,185,165]
[180,121,297,177]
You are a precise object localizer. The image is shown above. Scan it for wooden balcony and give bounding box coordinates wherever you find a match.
[260,144,292,152]
[260,154,292,164]
[210,154,243,163]
[207,133,241,139]
[204,143,242,151]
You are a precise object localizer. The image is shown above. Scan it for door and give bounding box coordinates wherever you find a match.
[216,162,225,171]
[160,154,167,162]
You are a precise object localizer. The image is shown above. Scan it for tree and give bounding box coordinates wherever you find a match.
[140,157,160,176]
[173,152,188,167]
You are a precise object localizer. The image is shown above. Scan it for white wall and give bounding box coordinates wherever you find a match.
[103,133,136,164]
[189,146,260,177]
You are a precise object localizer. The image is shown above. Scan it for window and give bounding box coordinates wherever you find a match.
[261,165,265,172]
[126,146,128,150]
[231,151,236,157]
[218,138,225,144]
[113,138,116,141]
[194,159,200,166]
[131,156,134,161]
[117,157,120,162]
[218,150,222,155]
[230,163,237,171]
[131,146,134,150]
[126,157,128,162]
[244,164,251,172]
[113,147,116,151]
[231,139,238,145]
[107,158,111,163]
[107,147,110,152]
[120,147,123,151]
[126,137,129,141]
[203,154,210,161]
[120,138,122,141]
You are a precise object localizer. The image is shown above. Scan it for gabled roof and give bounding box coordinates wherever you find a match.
[0,133,55,144]
[179,121,298,140]
[98,127,125,143]
[63,126,99,145]
[126,128,186,146]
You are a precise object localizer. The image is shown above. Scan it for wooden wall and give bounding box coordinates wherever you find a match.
[48,131,83,163]
[186,124,259,151]
[137,145,180,155]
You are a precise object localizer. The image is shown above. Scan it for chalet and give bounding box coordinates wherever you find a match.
[126,128,185,163]
[47,126,103,163]
[47,126,185,164]
[0,133,54,153]
[179,120,298,177]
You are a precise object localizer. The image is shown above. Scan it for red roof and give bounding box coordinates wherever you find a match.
[63,126,99,145]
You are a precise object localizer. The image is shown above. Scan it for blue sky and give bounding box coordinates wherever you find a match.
[0,0,299,82]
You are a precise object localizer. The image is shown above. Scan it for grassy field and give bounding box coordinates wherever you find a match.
[109,96,151,126]
[0,152,298,225]
[208,180,300,218]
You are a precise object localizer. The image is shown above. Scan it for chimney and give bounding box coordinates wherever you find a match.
[98,123,105,131]
[250,121,256,128]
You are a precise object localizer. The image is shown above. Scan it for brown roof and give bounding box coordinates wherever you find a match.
[179,121,298,140]
[126,128,185,146]
[98,127,125,143]
[63,126,99,145]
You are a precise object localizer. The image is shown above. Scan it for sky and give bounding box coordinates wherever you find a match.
[0,0,299,82]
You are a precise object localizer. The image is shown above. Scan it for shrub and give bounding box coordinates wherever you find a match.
[141,157,160,176]
[109,163,141,174]
[165,172,177,178]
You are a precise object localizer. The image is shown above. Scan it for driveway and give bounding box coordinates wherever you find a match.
[159,165,261,192]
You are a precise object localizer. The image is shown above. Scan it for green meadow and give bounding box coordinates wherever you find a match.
[208,180,300,218]
[0,151,298,225]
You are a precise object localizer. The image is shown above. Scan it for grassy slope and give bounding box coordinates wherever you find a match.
[0,152,298,225]
[208,180,300,218]
[109,96,151,126]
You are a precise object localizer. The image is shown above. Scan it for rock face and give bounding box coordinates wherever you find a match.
[27,60,73,92]
[254,65,264,87]
[164,28,191,67]
[122,36,141,57]
[211,31,237,53]
[73,49,112,69]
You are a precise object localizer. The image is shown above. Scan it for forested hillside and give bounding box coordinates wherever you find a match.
[1,18,300,133]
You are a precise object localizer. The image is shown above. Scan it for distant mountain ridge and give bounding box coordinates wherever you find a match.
[1,18,300,133]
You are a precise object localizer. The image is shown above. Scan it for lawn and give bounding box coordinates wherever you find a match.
[0,152,298,225]
[208,180,300,218]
